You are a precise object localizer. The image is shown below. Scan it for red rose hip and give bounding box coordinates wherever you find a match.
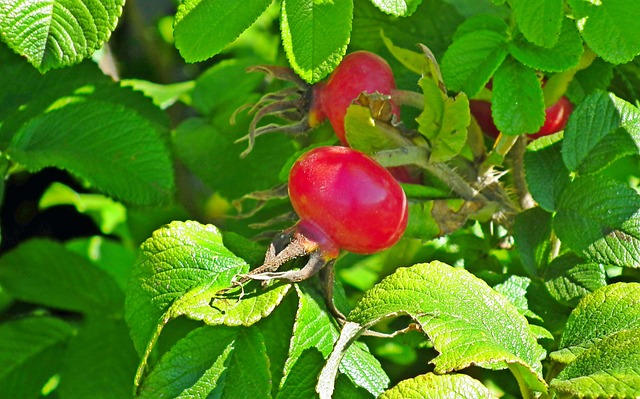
[289,146,408,256]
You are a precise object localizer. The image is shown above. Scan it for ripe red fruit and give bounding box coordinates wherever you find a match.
[310,51,400,145]
[470,96,572,140]
[289,146,408,256]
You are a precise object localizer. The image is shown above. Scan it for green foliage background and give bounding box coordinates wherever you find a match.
[1,0,640,398]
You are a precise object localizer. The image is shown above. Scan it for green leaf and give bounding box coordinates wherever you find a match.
[568,0,640,64]
[0,317,72,399]
[512,0,563,48]
[508,18,584,72]
[281,0,353,83]
[554,175,640,268]
[493,275,538,319]
[286,284,389,397]
[380,31,428,75]
[417,77,470,162]
[452,14,509,41]
[551,283,640,364]
[39,182,128,236]
[492,57,545,135]
[379,373,498,399]
[543,255,607,307]
[58,317,137,399]
[0,45,169,146]
[345,104,406,154]
[441,29,508,98]
[370,0,423,17]
[0,239,124,314]
[138,325,271,399]
[7,100,174,205]
[173,0,272,63]
[173,117,296,200]
[524,134,571,212]
[351,0,464,64]
[191,58,265,116]
[551,328,640,398]
[277,348,325,399]
[125,221,246,356]
[0,0,124,71]
[121,79,195,110]
[513,207,553,276]
[347,262,547,391]
[566,58,614,104]
[562,91,640,175]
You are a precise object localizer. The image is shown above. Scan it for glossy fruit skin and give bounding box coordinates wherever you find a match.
[289,146,408,256]
[310,51,400,145]
[470,96,572,140]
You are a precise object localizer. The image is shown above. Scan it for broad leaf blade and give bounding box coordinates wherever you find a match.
[492,57,545,135]
[513,207,553,276]
[138,325,271,399]
[7,100,174,205]
[281,0,353,83]
[512,0,563,48]
[417,77,470,163]
[509,18,583,72]
[551,283,640,364]
[544,255,607,308]
[568,0,640,64]
[0,0,124,71]
[173,0,272,62]
[370,0,423,17]
[379,373,498,399]
[554,175,640,268]
[524,134,571,212]
[441,30,508,98]
[0,239,123,315]
[285,284,389,397]
[125,221,247,356]
[0,317,72,398]
[551,328,640,398]
[562,91,640,175]
[58,317,137,399]
[348,262,547,391]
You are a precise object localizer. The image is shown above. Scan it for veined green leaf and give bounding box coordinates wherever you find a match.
[543,255,607,308]
[125,221,246,357]
[285,284,389,397]
[562,91,640,175]
[174,0,272,62]
[551,283,640,364]
[7,100,174,206]
[568,0,640,64]
[509,18,583,72]
[0,0,124,71]
[513,207,553,276]
[554,175,640,268]
[281,0,353,83]
[348,262,546,390]
[524,134,571,212]
[512,0,563,48]
[370,0,423,17]
[379,373,498,399]
[0,239,123,315]
[551,328,640,398]
[417,76,469,162]
[441,30,508,98]
[138,325,271,399]
[492,57,545,135]
[0,317,72,398]
[58,317,137,399]
[452,14,509,41]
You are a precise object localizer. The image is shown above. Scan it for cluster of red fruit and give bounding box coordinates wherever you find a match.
[242,50,573,285]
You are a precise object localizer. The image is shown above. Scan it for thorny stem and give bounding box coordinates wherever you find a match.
[511,136,536,210]
[373,146,518,226]
[481,133,519,174]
